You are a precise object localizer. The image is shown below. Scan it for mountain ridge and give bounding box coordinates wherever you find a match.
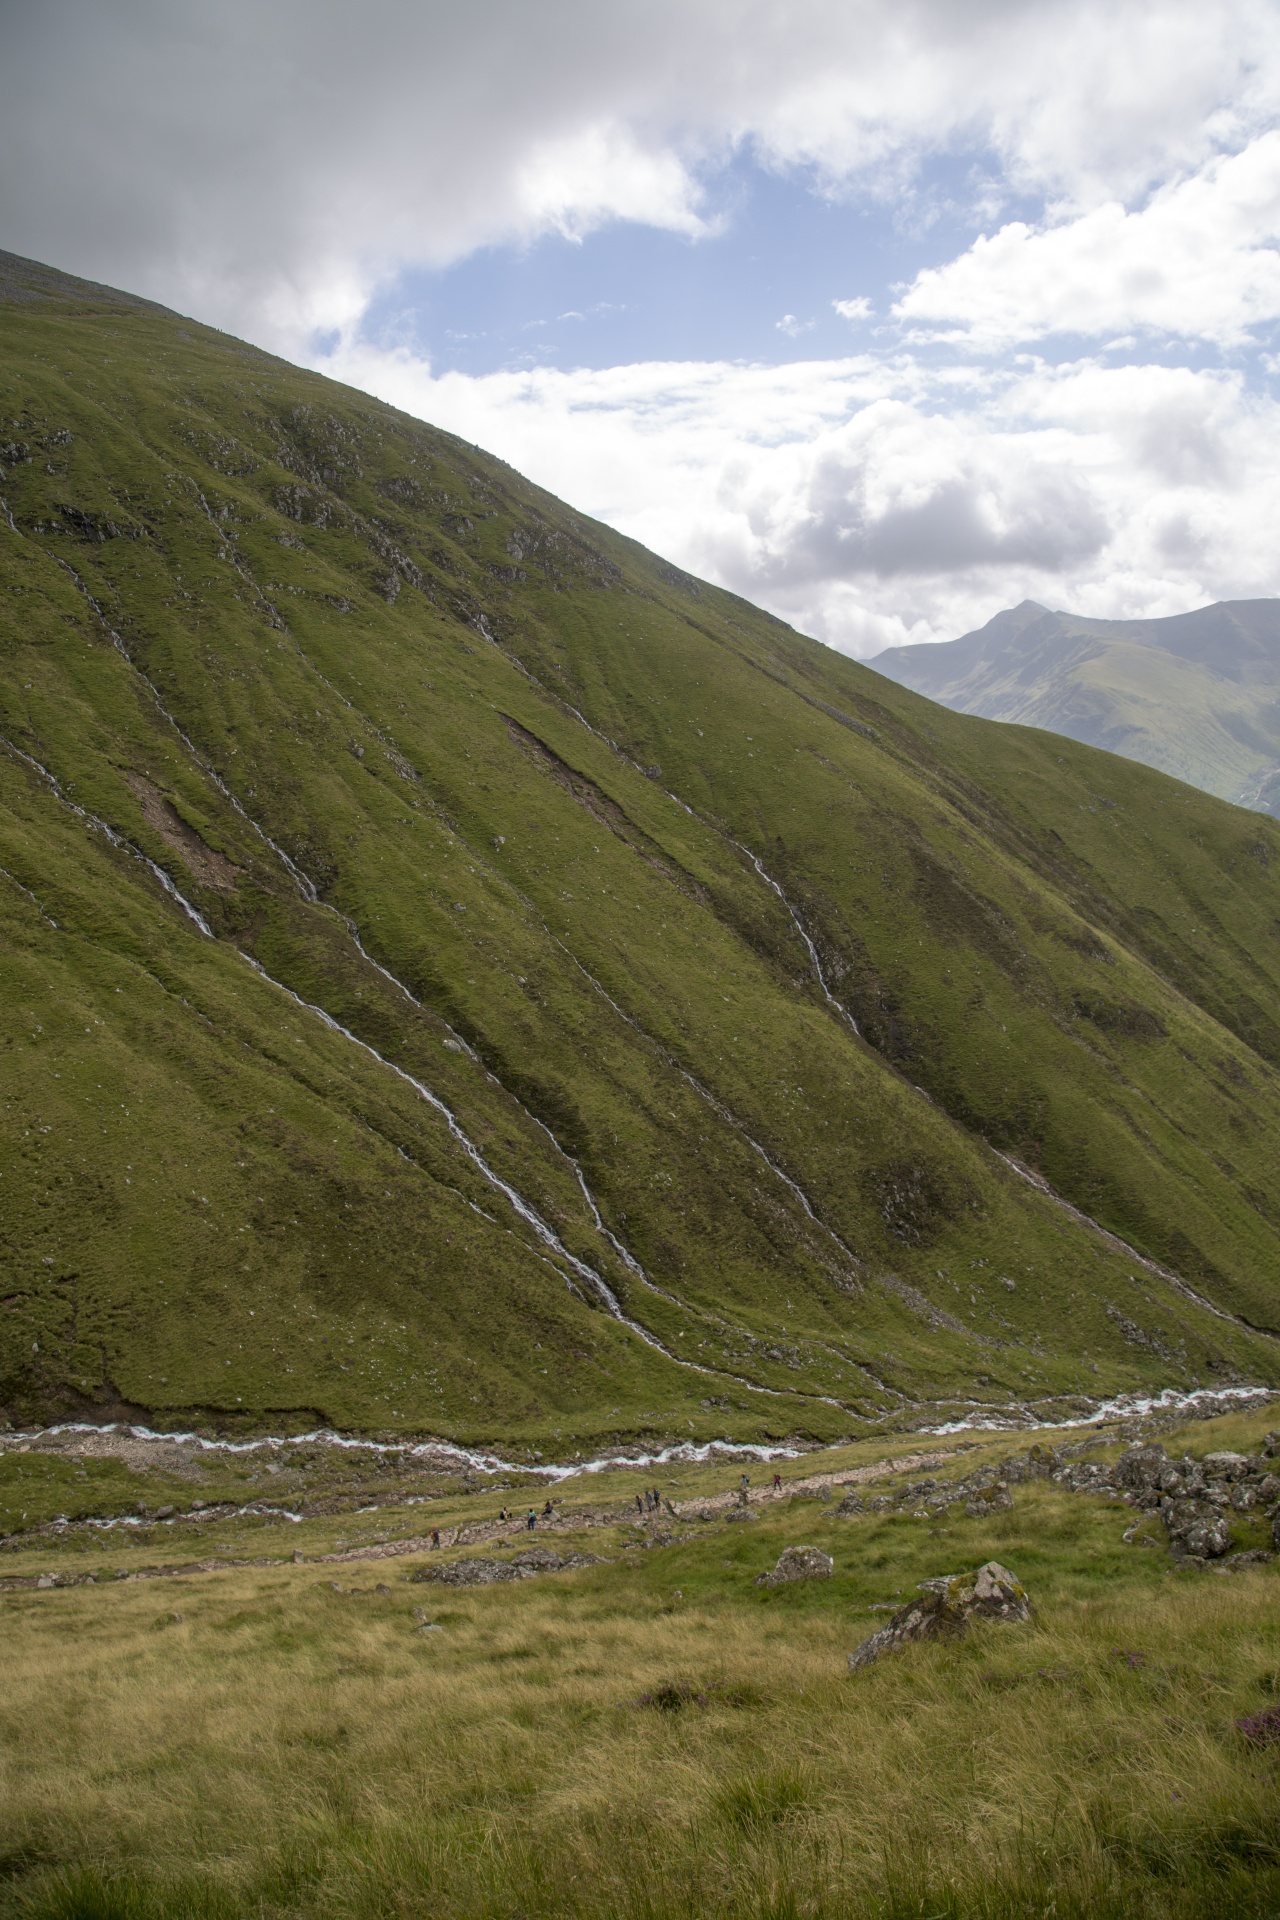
[3,253,1280,1445]
[871,597,1280,814]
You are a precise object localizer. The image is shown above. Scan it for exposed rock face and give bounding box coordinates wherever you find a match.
[755,1545,834,1587]
[847,1562,1031,1670]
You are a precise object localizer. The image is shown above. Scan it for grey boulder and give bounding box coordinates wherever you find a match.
[756,1545,834,1587]
[848,1561,1031,1671]
[1114,1444,1167,1494]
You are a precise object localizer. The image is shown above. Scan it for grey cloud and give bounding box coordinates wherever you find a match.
[0,0,1274,349]
[755,454,1108,588]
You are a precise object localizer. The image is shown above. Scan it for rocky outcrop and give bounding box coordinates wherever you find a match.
[848,1562,1031,1671]
[755,1545,834,1587]
[1111,1440,1279,1561]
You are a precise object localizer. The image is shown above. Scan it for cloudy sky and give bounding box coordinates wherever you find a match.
[5,1,1280,654]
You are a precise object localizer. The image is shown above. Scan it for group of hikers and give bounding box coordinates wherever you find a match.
[424,1496,555,1551]
[423,1468,790,1551]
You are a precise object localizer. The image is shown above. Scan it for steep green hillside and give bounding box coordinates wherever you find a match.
[871,597,1280,815]
[3,251,1280,1445]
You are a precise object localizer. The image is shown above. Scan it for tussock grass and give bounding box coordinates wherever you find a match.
[6,1423,1280,1918]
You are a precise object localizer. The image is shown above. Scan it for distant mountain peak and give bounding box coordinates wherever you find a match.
[871,596,1280,814]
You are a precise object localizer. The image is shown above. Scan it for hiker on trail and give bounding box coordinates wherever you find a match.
[773,1472,782,1493]
[431,1528,441,1549]
[499,1507,509,1523]
[543,1498,554,1518]
[652,1487,661,1511]
[526,1508,537,1531]
[740,1472,750,1493]
[635,1493,645,1516]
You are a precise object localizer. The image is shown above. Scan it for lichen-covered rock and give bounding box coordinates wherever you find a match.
[1053,1461,1115,1494]
[835,1490,864,1516]
[965,1482,1013,1518]
[847,1562,1031,1671]
[1161,1497,1231,1559]
[756,1545,835,1587]
[1114,1444,1167,1494]
[1230,1478,1277,1512]
[1203,1451,1252,1481]
[725,1506,756,1523]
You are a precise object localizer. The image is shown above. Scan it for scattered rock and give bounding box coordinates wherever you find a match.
[848,1562,1031,1671]
[412,1547,604,1586]
[755,1546,834,1587]
[35,1574,55,1589]
[375,1583,392,1595]
[835,1490,864,1516]
[724,1508,756,1523]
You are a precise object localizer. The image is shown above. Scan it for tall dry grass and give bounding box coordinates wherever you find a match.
[4,1522,1280,1919]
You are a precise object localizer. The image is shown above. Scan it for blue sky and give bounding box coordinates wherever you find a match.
[357,153,1007,376]
[5,0,1280,653]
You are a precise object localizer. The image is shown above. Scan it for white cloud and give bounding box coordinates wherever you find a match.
[833,297,873,321]
[896,132,1280,346]
[513,124,709,242]
[320,337,1280,653]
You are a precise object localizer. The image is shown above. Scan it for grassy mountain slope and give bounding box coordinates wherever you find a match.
[871,598,1280,816]
[3,251,1280,1444]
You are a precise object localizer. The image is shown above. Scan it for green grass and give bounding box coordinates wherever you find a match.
[2,255,1280,1444]
[4,1408,1280,1918]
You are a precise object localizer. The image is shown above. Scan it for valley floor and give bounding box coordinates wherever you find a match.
[4,1404,1280,1918]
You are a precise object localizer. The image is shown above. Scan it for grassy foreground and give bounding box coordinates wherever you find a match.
[5,1407,1280,1919]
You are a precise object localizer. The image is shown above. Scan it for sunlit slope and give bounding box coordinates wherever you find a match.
[872,598,1280,815]
[2,253,1279,1441]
